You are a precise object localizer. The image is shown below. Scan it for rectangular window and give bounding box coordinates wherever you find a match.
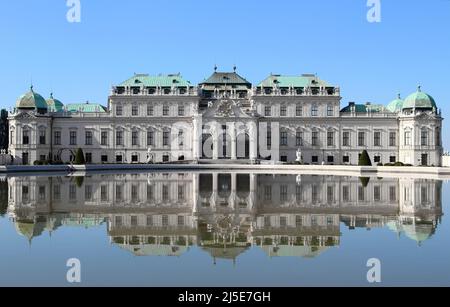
[101,131,108,146]
[421,130,428,146]
[280,185,288,201]
[22,131,30,145]
[39,130,46,145]
[178,105,185,116]
[147,131,154,146]
[405,131,411,146]
[132,105,139,116]
[38,186,46,201]
[69,131,77,145]
[374,131,381,146]
[264,106,271,116]
[312,131,319,146]
[343,155,350,163]
[54,131,61,145]
[436,129,441,146]
[374,186,381,201]
[296,105,303,117]
[116,155,123,163]
[131,185,139,202]
[358,186,365,202]
[131,155,138,163]
[116,105,123,116]
[374,156,381,163]
[280,105,287,117]
[147,105,154,116]
[389,132,396,146]
[343,131,350,147]
[327,156,334,163]
[267,129,272,148]
[311,105,318,117]
[178,185,185,200]
[163,155,170,162]
[280,131,288,146]
[85,185,92,201]
[132,131,139,146]
[162,185,169,201]
[163,131,170,146]
[327,185,334,202]
[327,105,334,117]
[163,105,169,116]
[358,131,365,146]
[85,131,93,145]
[343,186,350,202]
[53,185,61,200]
[116,185,123,201]
[312,156,319,163]
[116,131,123,146]
[264,185,272,201]
[100,185,108,202]
[327,131,334,146]
[69,185,76,201]
[390,156,396,163]
[101,155,108,163]
[389,186,397,201]
[85,153,92,164]
[296,131,303,146]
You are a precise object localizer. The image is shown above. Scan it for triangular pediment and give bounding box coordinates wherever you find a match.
[13,112,37,120]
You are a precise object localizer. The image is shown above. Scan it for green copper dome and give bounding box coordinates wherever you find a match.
[386,94,404,113]
[403,86,437,110]
[46,93,64,112]
[16,86,48,110]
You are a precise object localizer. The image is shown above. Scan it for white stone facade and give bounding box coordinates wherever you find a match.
[7,72,444,166]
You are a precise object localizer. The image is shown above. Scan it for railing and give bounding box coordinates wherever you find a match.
[340,112,398,118]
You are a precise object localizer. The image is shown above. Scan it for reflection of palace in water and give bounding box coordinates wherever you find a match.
[5,173,443,261]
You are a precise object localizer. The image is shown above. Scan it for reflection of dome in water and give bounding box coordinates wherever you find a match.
[15,220,45,241]
[387,220,435,244]
[201,245,250,260]
[262,245,330,258]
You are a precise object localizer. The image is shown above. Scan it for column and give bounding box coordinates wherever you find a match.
[230,122,237,160]
[192,116,201,160]
[249,121,258,161]
[213,122,220,160]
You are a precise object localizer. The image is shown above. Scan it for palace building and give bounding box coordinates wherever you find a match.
[7,69,444,166]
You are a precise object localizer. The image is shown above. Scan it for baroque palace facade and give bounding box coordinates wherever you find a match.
[7,69,444,166]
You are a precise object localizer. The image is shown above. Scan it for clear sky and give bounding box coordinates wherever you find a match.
[0,0,449,145]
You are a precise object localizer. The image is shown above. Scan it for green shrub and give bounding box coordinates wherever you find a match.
[358,150,372,166]
[384,163,394,166]
[359,177,371,187]
[377,162,383,166]
[394,162,404,167]
[74,148,86,165]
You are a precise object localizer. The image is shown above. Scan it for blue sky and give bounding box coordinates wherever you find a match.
[1,0,449,145]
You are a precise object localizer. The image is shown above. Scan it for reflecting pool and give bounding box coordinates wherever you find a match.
[0,172,449,286]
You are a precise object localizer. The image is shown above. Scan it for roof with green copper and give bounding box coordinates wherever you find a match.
[118,73,191,87]
[386,94,404,113]
[16,87,48,110]
[340,103,385,113]
[201,71,251,85]
[403,86,436,110]
[46,93,64,112]
[66,103,106,113]
[258,74,333,88]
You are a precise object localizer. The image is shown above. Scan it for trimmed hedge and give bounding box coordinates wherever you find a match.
[74,148,86,165]
[358,150,372,166]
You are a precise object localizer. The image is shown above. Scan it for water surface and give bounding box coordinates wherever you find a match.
[0,172,449,286]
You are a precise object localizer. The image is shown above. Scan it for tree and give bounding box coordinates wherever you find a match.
[358,150,372,166]
[74,148,86,165]
[0,109,8,150]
